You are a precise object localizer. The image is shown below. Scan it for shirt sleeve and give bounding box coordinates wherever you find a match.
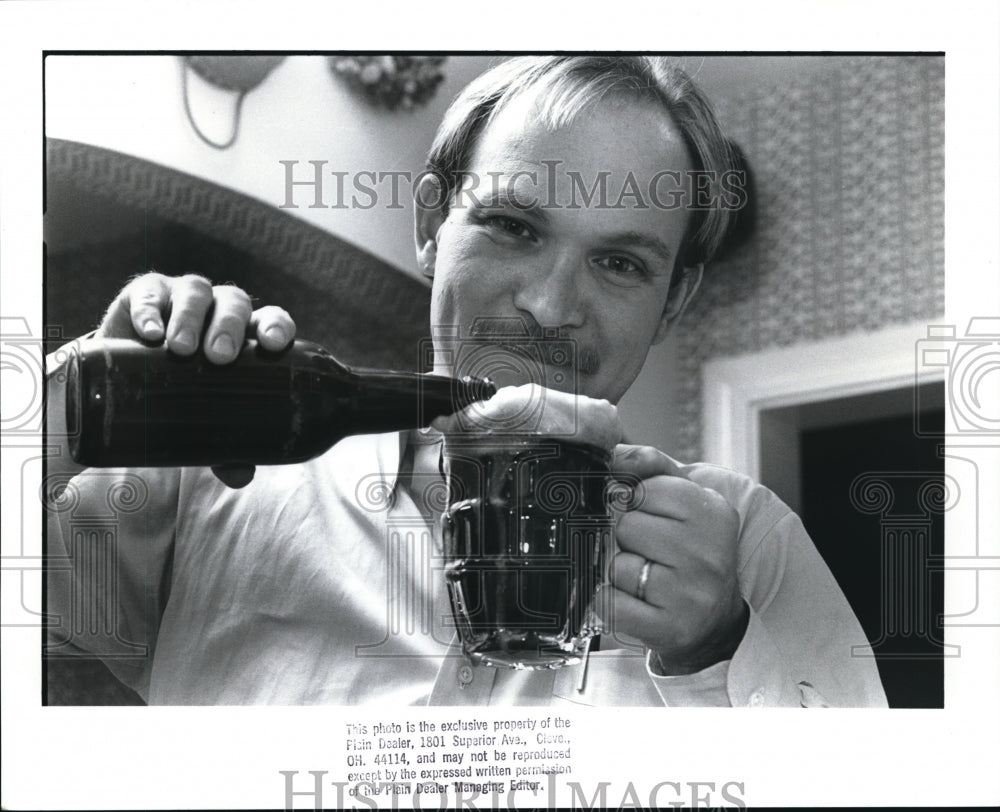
[45,342,180,701]
[731,509,887,707]
[646,656,731,706]
[647,466,888,708]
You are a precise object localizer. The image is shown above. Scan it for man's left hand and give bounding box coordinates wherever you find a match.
[607,444,749,675]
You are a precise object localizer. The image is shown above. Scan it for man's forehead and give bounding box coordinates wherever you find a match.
[457,92,694,218]
[467,90,691,181]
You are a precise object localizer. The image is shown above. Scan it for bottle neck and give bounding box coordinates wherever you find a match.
[339,366,495,435]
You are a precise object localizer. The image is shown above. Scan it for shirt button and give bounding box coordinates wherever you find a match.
[749,690,765,707]
[457,665,474,688]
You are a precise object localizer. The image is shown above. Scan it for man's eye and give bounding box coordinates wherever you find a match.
[485,216,532,238]
[596,255,645,278]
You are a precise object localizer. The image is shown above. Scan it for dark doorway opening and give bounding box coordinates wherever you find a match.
[760,382,947,708]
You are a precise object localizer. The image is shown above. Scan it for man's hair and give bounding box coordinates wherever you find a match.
[426,55,738,268]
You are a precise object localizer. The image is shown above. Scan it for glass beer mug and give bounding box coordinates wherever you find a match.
[440,437,614,669]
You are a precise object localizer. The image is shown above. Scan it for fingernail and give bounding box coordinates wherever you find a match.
[264,325,286,345]
[141,318,163,337]
[212,334,236,357]
[173,328,197,351]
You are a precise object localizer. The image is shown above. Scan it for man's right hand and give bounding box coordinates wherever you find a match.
[96,272,297,487]
[98,272,296,363]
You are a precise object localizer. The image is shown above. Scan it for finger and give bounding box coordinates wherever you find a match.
[165,274,214,355]
[603,586,667,640]
[210,464,256,489]
[431,384,545,435]
[616,509,684,564]
[609,550,672,607]
[611,444,686,481]
[617,474,709,521]
[203,285,253,364]
[617,503,738,579]
[432,385,620,449]
[100,273,170,341]
[249,305,296,351]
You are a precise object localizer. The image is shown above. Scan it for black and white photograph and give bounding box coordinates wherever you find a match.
[1,1,998,809]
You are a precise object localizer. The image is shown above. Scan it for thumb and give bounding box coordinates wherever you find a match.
[211,464,256,489]
[611,444,686,481]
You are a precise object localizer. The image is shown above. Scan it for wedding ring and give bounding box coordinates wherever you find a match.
[636,559,653,603]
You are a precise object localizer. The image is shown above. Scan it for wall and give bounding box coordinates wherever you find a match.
[673,56,945,462]
[44,54,497,277]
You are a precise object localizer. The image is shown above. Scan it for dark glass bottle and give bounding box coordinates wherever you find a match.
[65,337,495,467]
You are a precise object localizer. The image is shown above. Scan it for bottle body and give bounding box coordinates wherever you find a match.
[66,338,494,468]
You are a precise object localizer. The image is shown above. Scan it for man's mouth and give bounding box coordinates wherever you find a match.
[492,341,572,367]
[456,318,598,387]
[460,341,579,392]
[468,316,541,340]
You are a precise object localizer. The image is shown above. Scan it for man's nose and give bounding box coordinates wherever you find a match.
[512,250,585,328]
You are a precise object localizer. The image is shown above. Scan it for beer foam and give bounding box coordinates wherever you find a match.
[437,384,622,451]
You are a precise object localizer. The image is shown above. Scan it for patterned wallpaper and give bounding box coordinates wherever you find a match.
[674,56,945,462]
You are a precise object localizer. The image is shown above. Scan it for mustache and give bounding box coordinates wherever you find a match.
[468,316,549,339]
[464,317,599,376]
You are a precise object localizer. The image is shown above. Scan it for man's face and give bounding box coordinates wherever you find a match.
[419,92,700,404]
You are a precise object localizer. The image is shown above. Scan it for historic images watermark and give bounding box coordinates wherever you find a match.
[0,316,152,662]
[279,768,747,810]
[278,161,748,213]
[913,320,1000,633]
[2,317,77,636]
[848,470,959,658]
[844,318,1000,663]
[915,319,1000,438]
[14,316,997,681]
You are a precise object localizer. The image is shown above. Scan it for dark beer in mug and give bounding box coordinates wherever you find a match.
[441,439,611,669]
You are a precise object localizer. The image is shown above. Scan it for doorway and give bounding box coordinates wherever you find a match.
[759,383,946,707]
[701,321,949,707]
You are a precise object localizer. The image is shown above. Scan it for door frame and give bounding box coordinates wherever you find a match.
[701,319,946,481]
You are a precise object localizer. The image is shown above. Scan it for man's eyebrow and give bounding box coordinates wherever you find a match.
[601,231,675,265]
[470,187,549,217]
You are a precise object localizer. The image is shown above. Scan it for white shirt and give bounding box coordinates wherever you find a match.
[46,367,888,706]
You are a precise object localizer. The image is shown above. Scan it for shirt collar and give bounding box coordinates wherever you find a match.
[374,427,443,497]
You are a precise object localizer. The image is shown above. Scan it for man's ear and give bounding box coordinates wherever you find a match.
[414,174,448,280]
[652,263,703,344]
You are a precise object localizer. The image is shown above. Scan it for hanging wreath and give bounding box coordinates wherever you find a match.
[328,55,448,111]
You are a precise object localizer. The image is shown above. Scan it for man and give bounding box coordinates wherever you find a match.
[46,55,887,706]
